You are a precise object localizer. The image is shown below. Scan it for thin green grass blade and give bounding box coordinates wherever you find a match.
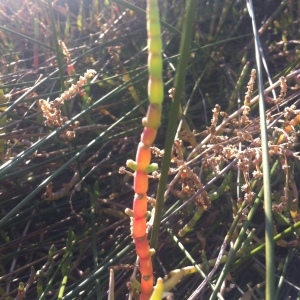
[47,0,65,91]
[150,0,197,250]
[246,1,275,299]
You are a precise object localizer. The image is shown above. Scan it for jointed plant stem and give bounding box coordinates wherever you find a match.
[126,0,164,298]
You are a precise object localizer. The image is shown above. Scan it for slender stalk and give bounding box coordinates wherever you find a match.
[247,1,275,299]
[47,0,65,91]
[150,0,197,250]
[274,248,292,300]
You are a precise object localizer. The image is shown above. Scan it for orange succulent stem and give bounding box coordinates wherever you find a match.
[125,0,163,299]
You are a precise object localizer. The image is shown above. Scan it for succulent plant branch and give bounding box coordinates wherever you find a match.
[125,0,163,298]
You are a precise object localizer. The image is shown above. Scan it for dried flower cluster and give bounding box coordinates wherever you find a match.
[39,69,96,140]
[170,139,211,209]
[58,40,71,63]
[149,70,300,240]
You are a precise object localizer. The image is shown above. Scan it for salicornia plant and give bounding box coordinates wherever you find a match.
[125,0,163,298]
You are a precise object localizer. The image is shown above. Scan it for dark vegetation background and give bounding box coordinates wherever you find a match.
[1,0,300,299]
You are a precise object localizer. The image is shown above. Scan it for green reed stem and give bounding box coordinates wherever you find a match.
[150,0,197,250]
[247,1,275,299]
[47,0,65,91]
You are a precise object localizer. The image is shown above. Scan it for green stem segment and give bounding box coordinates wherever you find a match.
[150,0,197,250]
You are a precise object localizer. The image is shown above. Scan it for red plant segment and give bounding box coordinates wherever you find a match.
[128,123,161,299]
